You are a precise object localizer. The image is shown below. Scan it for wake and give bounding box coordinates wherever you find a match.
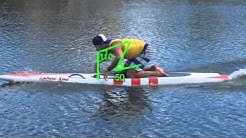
[229,68,246,80]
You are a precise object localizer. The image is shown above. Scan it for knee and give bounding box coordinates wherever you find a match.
[126,70,138,78]
[126,71,134,78]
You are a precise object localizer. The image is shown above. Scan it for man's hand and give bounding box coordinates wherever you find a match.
[104,70,110,81]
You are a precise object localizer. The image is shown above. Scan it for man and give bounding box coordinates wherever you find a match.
[92,34,169,81]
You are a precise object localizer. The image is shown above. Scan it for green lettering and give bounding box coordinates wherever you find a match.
[115,74,125,81]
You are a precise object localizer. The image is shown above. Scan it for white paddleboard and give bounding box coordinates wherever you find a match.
[0,72,231,86]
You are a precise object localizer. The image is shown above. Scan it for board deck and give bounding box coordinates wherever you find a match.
[0,72,231,86]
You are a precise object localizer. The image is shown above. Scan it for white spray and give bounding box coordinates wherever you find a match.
[229,68,246,79]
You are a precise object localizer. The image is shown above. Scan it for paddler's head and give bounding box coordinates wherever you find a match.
[92,34,111,51]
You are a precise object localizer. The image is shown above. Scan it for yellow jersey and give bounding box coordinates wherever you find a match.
[109,38,145,60]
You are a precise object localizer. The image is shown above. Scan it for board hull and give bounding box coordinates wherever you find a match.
[0,72,231,86]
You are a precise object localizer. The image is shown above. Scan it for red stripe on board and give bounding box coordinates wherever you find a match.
[149,77,158,86]
[113,80,123,86]
[9,73,48,77]
[209,74,230,80]
[131,78,140,86]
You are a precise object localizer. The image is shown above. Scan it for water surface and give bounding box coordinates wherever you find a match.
[0,0,246,137]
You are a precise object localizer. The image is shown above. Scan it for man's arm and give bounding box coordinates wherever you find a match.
[107,45,122,71]
[103,41,124,81]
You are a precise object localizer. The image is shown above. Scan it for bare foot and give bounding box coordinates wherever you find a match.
[156,66,169,77]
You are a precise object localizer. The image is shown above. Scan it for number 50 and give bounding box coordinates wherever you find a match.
[115,74,125,81]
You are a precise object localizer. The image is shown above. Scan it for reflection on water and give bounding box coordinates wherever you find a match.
[98,87,151,117]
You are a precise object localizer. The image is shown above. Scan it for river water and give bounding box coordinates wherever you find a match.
[0,0,246,137]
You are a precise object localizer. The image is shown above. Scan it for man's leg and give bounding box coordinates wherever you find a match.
[143,65,169,76]
[125,44,169,77]
[126,68,168,78]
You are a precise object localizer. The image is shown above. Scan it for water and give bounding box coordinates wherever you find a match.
[0,0,246,137]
